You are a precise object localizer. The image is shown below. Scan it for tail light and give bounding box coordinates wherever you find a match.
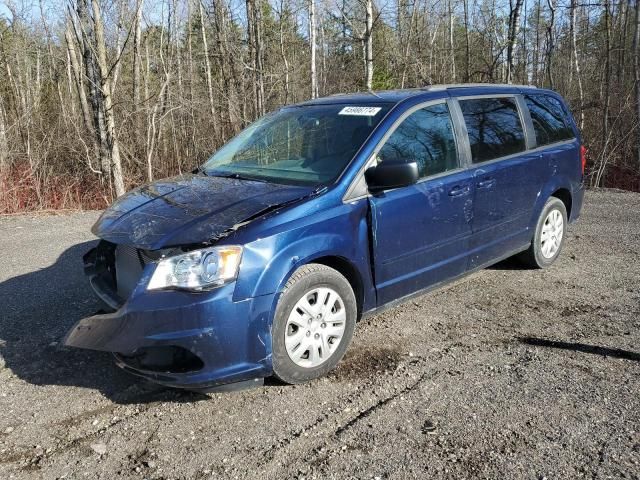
[580,145,587,174]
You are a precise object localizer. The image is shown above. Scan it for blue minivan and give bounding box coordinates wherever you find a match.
[64,84,585,390]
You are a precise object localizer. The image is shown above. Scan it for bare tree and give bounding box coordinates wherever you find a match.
[341,0,375,90]
[246,0,265,116]
[213,0,241,134]
[132,0,144,112]
[309,0,318,98]
[277,0,291,103]
[507,0,525,84]
[546,0,556,88]
[463,0,470,81]
[365,0,373,89]
[0,97,8,171]
[64,22,93,144]
[198,0,220,138]
[448,0,456,81]
[4,0,640,212]
[634,0,640,166]
[570,0,585,129]
[90,0,125,196]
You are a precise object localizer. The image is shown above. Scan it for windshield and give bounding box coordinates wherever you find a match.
[202,103,391,186]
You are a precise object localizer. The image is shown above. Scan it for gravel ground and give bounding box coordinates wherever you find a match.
[0,189,638,480]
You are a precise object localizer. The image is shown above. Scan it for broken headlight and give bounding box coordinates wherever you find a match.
[147,246,243,291]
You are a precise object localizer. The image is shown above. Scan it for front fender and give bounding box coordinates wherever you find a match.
[232,200,375,312]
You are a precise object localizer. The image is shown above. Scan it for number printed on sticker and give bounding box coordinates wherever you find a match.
[338,106,382,116]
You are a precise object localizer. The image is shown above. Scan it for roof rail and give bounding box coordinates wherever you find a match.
[425,83,537,90]
[324,83,537,98]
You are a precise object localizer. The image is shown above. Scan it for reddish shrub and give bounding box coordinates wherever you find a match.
[0,166,110,214]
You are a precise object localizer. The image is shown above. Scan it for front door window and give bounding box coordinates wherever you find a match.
[378,103,459,178]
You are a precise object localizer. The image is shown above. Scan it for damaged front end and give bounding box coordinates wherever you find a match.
[63,174,325,390]
[80,241,168,310]
[64,240,276,391]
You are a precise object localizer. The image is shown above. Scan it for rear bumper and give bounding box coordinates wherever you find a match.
[64,246,277,390]
[570,180,586,223]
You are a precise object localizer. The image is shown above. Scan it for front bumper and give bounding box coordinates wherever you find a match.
[64,245,276,390]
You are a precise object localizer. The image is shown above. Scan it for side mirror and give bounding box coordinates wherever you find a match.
[365,161,419,192]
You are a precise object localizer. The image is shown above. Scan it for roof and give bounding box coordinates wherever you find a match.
[294,84,539,107]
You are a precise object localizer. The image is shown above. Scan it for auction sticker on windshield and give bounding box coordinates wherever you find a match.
[338,106,382,116]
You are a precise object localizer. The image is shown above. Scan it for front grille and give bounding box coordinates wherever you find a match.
[115,245,148,300]
[86,241,167,308]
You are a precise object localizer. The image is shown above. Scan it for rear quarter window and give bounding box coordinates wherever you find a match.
[459,97,526,163]
[524,94,575,146]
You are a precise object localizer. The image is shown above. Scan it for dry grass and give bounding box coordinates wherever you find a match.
[0,166,110,215]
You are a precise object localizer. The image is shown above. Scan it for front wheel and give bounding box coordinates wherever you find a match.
[519,196,568,268]
[271,264,357,384]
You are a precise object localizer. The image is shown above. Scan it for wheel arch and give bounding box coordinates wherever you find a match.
[528,178,573,230]
[550,187,572,219]
[308,255,365,320]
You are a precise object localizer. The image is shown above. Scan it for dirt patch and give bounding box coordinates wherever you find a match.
[560,303,603,317]
[330,345,403,381]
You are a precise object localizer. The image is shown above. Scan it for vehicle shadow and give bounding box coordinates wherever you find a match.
[0,241,207,404]
[487,256,525,270]
[518,336,640,362]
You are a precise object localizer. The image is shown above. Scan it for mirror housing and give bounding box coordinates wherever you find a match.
[365,161,419,192]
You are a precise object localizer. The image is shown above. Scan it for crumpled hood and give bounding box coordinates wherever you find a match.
[93,174,314,250]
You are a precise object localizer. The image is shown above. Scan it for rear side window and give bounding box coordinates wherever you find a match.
[459,97,526,163]
[378,103,458,178]
[525,94,575,146]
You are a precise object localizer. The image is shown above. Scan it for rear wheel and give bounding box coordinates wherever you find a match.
[519,196,568,268]
[271,264,356,384]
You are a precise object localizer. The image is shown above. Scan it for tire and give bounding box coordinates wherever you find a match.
[271,264,357,384]
[518,196,568,268]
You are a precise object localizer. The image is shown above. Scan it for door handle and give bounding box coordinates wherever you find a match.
[476,178,496,189]
[448,185,470,197]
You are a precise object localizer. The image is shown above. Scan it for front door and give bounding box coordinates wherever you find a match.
[367,101,474,306]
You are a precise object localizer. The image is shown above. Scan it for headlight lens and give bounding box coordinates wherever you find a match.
[147,246,243,291]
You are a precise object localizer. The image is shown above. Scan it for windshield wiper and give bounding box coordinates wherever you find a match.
[192,167,208,176]
[207,171,269,183]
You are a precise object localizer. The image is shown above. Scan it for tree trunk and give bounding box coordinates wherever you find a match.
[91,0,125,196]
[198,1,220,140]
[64,22,93,139]
[507,0,524,84]
[546,0,556,88]
[534,0,541,84]
[463,0,470,81]
[570,0,585,129]
[213,1,241,133]
[400,2,417,88]
[449,0,456,81]
[633,0,640,166]
[279,1,290,103]
[595,0,612,187]
[320,15,327,95]
[0,99,8,171]
[309,0,318,98]
[111,0,126,94]
[246,0,265,117]
[76,0,110,180]
[133,0,144,109]
[365,0,373,90]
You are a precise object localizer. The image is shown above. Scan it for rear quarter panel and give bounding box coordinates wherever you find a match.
[523,88,585,227]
